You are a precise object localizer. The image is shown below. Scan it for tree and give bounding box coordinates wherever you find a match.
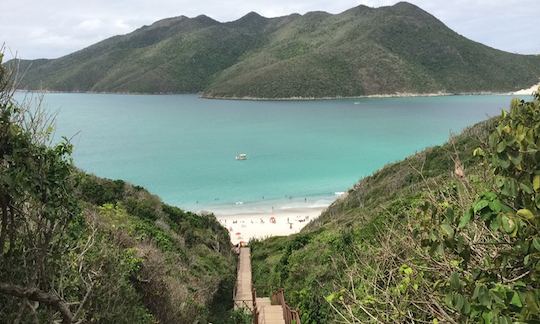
[421,91,540,322]
[0,51,79,323]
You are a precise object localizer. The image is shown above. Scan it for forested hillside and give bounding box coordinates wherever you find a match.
[251,92,540,322]
[12,2,540,98]
[0,53,238,323]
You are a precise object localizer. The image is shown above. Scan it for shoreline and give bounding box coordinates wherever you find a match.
[16,86,537,101]
[199,90,521,101]
[214,205,328,245]
[513,82,540,95]
[196,194,341,244]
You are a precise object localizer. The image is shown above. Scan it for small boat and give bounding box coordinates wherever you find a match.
[235,153,247,160]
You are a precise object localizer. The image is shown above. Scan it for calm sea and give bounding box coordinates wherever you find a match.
[15,93,526,212]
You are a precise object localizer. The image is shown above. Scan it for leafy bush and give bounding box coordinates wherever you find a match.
[419,92,540,322]
[123,196,160,221]
[0,53,236,322]
[77,173,126,205]
[0,52,81,322]
[251,93,539,323]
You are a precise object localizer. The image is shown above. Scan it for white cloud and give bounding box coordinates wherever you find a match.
[1,0,539,60]
[114,19,132,31]
[77,19,104,32]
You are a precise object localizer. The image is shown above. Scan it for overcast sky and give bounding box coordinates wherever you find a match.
[1,0,539,60]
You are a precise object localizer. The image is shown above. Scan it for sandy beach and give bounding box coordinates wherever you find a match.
[513,82,540,95]
[206,198,333,244]
[216,207,326,244]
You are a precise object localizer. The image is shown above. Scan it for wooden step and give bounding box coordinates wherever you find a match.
[258,304,285,324]
[256,297,271,305]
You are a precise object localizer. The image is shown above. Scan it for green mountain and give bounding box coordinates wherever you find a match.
[12,2,540,98]
[250,93,540,322]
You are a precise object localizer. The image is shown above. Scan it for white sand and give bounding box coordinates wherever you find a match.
[215,206,327,244]
[514,82,540,95]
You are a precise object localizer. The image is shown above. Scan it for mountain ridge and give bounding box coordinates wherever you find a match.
[10,2,540,98]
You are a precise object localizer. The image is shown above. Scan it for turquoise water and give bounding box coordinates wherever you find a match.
[16,93,525,212]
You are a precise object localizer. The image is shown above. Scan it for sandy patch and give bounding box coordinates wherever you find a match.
[215,206,326,244]
[513,83,540,95]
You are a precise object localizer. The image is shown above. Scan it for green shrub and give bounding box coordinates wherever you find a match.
[251,94,539,323]
[123,196,160,221]
[77,174,126,205]
[416,91,540,322]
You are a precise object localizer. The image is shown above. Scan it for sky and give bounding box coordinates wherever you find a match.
[1,0,539,60]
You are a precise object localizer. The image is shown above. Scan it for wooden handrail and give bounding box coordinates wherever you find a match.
[235,246,300,324]
[234,248,256,322]
[271,288,301,324]
[252,288,258,324]
[233,248,241,301]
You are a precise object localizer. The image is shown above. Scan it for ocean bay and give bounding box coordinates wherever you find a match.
[18,92,524,213]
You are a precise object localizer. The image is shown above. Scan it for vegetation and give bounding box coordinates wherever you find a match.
[11,2,540,98]
[0,53,237,323]
[251,92,540,322]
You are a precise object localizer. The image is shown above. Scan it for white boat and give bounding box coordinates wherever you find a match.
[235,153,247,160]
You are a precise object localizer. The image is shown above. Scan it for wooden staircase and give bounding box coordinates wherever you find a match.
[233,247,253,311]
[234,247,301,324]
[256,297,285,324]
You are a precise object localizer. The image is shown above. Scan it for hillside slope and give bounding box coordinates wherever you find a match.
[251,119,494,322]
[251,93,540,322]
[78,174,237,323]
[204,3,540,98]
[14,14,282,93]
[0,54,239,323]
[1,171,239,323]
[12,2,540,97]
